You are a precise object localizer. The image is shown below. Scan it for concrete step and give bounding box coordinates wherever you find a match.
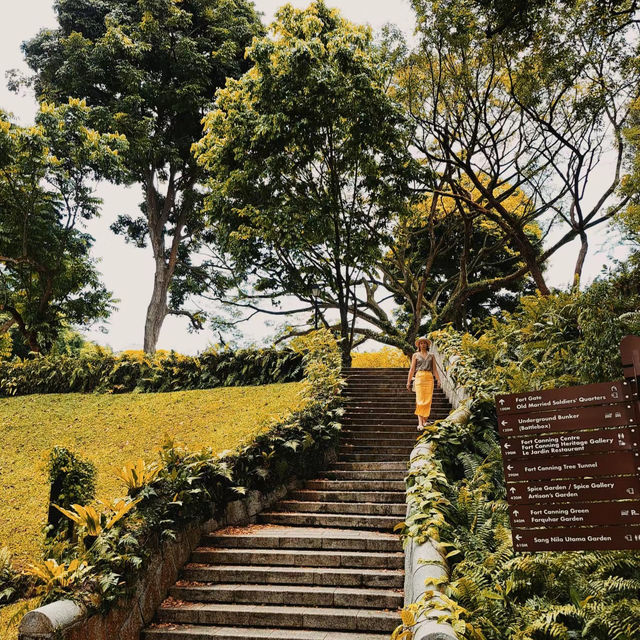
[258,512,400,530]
[202,527,400,552]
[339,454,410,463]
[306,479,406,491]
[180,564,405,588]
[291,490,405,504]
[331,462,407,471]
[342,430,418,438]
[271,500,406,517]
[190,547,404,569]
[337,446,414,455]
[156,603,400,634]
[144,626,392,639]
[344,406,447,413]
[341,424,442,433]
[341,438,417,447]
[322,470,407,481]
[169,583,404,609]
[342,418,420,426]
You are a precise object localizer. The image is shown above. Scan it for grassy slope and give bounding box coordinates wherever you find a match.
[0,382,304,567]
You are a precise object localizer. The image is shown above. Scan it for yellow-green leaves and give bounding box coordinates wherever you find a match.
[114,459,161,490]
[25,558,91,593]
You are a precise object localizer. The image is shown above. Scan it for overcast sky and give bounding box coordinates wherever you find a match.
[0,1,629,354]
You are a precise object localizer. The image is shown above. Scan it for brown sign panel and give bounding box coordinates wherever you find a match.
[510,500,640,529]
[496,380,632,415]
[501,428,637,459]
[503,451,640,482]
[498,403,638,436]
[506,476,640,505]
[512,526,640,552]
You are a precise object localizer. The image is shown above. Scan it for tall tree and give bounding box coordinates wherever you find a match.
[21,0,264,352]
[295,177,542,355]
[405,0,640,291]
[194,1,417,366]
[0,100,126,353]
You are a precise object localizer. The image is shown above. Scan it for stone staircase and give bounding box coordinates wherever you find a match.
[143,367,451,640]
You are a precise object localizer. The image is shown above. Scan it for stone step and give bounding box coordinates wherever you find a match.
[190,547,404,569]
[271,500,406,517]
[338,446,414,455]
[343,410,448,418]
[329,462,407,472]
[258,512,400,530]
[169,583,404,610]
[156,603,400,634]
[341,425,440,433]
[331,461,407,471]
[342,438,417,447]
[344,384,444,391]
[306,479,406,491]
[144,625,392,640]
[180,564,405,588]
[343,410,447,418]
[322,470,407,481]
[342,430,418,438]
[339,454,409,463]
[203,527,400,552]
[342,418,420,426]
[291,490,405,504]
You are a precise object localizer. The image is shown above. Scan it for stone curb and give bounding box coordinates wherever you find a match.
[403,436,457,640]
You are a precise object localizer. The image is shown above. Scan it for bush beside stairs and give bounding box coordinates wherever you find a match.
[143,367,451,639]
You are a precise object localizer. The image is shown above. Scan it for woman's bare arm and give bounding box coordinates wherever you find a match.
[407,354,416,390]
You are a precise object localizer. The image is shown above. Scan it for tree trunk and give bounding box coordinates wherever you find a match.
[338,304,352,368]
[573,230,588,290]
[143,259,170,354]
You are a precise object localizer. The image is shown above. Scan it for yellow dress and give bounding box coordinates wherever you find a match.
[414,354,434,418]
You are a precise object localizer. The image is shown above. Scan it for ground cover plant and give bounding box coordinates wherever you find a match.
[0,382,304,567]
[395,268,640,640]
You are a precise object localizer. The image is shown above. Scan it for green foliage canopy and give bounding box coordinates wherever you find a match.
[0,99,126,353]
[22,0,264,352]
[194,1,418,365]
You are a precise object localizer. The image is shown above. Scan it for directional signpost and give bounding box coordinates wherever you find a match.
[497,336,640,552]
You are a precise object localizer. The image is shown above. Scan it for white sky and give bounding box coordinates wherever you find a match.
[0,0,630,353]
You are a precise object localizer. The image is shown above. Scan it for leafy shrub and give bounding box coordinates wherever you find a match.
[395,267,640,640]
[351,347,410,368]
[28,329,343,612]
[46,447,97,538]
[0,345,304,397]
[0,548,27,606]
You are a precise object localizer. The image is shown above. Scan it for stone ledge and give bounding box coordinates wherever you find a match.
[404,440,457,640]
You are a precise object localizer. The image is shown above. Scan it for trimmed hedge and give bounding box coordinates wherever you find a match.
[0,347,304,396]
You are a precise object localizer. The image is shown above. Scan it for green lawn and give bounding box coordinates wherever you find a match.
[0,382,304,568]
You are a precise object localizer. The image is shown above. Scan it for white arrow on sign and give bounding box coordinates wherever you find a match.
[504,443,511,449]
[499,399,506,405]
[507,465,514,470]
[509,487,516,493]
[501,420,508,426]
[512,510,519,516]
[515,534,522,540]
